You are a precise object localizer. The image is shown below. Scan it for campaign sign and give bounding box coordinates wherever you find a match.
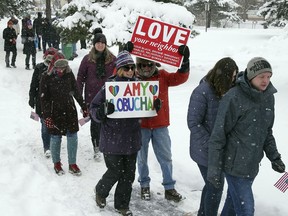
[131,15,191,67]
[105,81,159,118]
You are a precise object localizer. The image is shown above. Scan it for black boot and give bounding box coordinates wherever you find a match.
[25,65,30,70]
[6,63,11,68]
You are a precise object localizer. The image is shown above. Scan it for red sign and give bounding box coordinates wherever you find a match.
[131,16,191,67]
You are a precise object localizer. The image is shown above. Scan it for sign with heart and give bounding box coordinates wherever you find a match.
[106,81,159,118]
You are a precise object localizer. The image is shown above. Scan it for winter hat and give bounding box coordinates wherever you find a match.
[48,52,66,74]
[7,20,13,26]
[43,47,58,66]
[93,28,107,45]
[54,59,69,68]
[116,51,135,70]
[246,57,272,80]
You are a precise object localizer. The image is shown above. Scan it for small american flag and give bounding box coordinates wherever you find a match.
[274,172,288,193]
[78,117,91,126]
[30,111,39,122]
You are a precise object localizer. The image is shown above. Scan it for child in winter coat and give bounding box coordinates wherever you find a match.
[3,20,17,68]
[23,20,36,69]
[90,51,141,216]
[40,52,88,176]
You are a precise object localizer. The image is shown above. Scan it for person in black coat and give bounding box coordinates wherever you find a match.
[33,12,44,51]
[3,20,17,68]
[23,20,36,69]
[41,18,53,53]
[29,47,58,158]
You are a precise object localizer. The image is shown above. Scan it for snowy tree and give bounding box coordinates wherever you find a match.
[0,0,33,18]
[235,0,259,21]
[185,0,241,27]
[258,0,288,27]
[55,0,195,50]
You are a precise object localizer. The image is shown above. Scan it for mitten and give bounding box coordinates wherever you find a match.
[44,117,54,129]
[82,108,89,118]
[178,45,190,73]
[153,98,162,113]
[272,158,286,173]
[123,41,134,52]
[96,102,115,120]
[28,97,35,108]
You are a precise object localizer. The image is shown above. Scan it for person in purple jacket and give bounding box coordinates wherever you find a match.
[187,57,238,216]
[90,51,141,216]
[76,28,116,161]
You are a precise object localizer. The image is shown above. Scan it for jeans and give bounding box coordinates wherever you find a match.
[221,173,255,216]
[50,131,78,164]
[137,127,176,190]
[197,164,226,216]
[40,118,50,152]
[96,153,137,209]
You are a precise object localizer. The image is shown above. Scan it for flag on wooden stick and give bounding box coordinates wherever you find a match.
[274,172,288,193]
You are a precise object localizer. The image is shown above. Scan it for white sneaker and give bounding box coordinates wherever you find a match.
[93,147,101,161]
[44,150,51,158]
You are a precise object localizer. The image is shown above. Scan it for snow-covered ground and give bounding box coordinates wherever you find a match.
[0,17,287,215]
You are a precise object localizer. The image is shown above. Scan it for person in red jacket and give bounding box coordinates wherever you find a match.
[134,45,190,202]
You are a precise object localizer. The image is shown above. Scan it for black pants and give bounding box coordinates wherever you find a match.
[5,50,17,66]
[90,118,101,149]
[96,153,137,209]
[25,53,36,67]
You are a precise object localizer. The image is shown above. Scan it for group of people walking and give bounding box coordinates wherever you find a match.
[27,26,285,216]
[3,14,60,69]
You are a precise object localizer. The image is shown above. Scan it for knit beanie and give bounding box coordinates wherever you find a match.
[54,59,69,68]
[93,28,107,45]
[116,51,135,70]
[48,52,66,74]
[246,57,272,80]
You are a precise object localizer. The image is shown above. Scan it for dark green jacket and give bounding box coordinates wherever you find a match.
[208,71,281,179]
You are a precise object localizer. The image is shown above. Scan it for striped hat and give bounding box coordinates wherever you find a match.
[116,51,135,70]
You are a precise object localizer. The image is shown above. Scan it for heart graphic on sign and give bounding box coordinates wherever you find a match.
[109,85,119,96]
[149,85,158,95]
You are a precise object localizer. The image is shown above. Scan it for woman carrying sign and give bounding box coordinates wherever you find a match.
[89,51,141,216]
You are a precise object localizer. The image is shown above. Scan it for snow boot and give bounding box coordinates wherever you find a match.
[69,164,82,176]
[54,162,64,175]
[11,63,16,68]
[141,187,151,200]
[25,65,30,70]
[6,63,11,68]
[116,209,133,216]
[164,189,182,202]
[95,193,106,208]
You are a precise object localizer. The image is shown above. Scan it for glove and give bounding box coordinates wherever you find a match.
[178,45,190,73]
[28,97,35,108]
[178,45,190,62]
[123,41,134,52]
[272,158,286,173]
[153,98,162,113]
[44,117,54,129]
[82,108,89,118]
[96,102,115,120]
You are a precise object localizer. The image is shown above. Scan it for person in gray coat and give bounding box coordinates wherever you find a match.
[207,57,286,216]
[187,57,238,216]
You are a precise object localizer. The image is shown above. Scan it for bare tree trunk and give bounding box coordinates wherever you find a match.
[46,0,51,20]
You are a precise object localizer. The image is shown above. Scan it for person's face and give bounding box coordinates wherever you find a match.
[95,42,106,52]
[122,64,135,78]
[250,72,272,91]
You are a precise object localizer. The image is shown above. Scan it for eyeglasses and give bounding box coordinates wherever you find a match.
[122,65,135,72]
[138,62,154,68]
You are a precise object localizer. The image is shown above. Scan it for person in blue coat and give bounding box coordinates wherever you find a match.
[90,51,141,216]
[207,57,286,216]
[187,57,238,216]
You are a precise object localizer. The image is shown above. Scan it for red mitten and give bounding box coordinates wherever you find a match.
[44,117,54,129]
